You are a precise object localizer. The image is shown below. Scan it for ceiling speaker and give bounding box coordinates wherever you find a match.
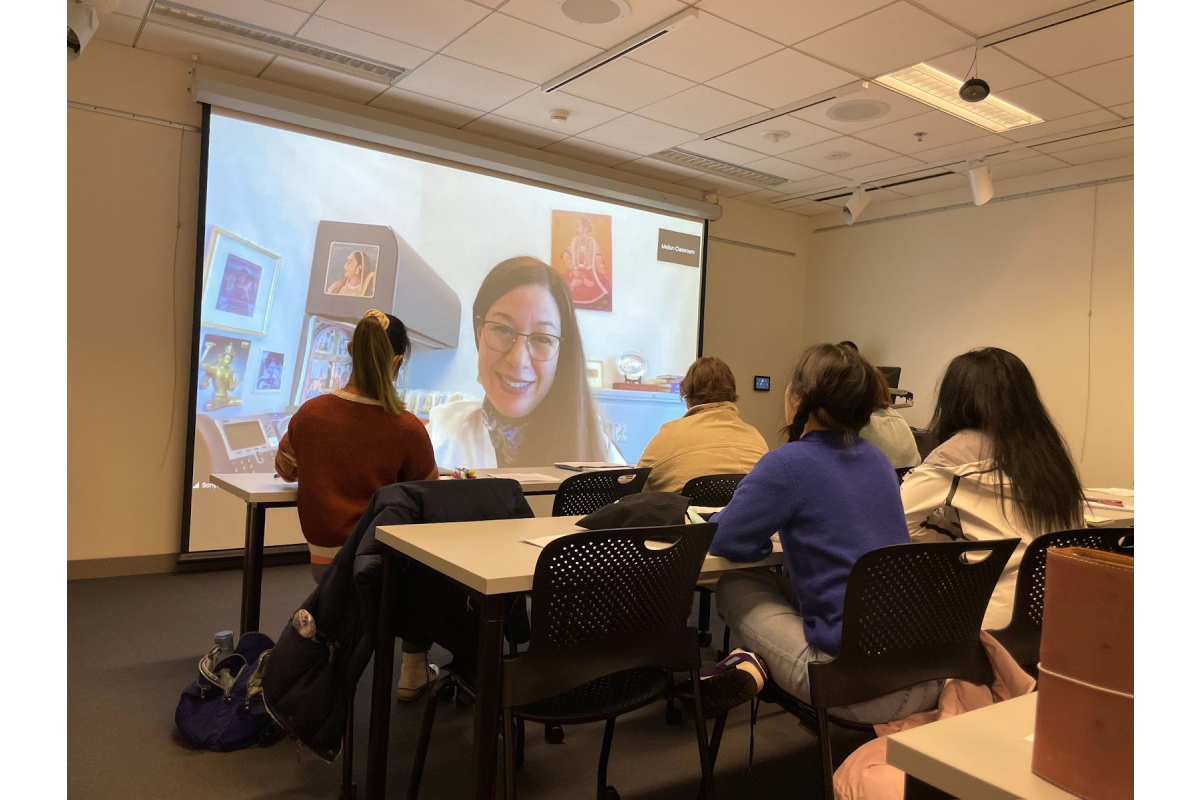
[959,78,991,103]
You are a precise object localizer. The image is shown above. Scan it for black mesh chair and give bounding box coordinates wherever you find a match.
[708,539,1019,800]
[990,527,1133,673]
[551,468,651,517]
[408,524,718,800]
[680,474,747,650]
[895,466,915,484]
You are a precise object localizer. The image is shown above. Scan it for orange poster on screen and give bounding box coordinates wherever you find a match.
[551,210,613,312]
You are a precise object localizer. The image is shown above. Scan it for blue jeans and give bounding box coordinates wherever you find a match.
[715,567,941,725]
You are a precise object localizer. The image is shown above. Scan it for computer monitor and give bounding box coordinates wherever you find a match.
[878,366,901,389]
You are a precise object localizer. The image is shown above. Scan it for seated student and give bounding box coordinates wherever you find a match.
[637,356,768,493]
[708,344,939,722]
[901,347,1084,630]
[275,309,440,700]
[858,363,921,469]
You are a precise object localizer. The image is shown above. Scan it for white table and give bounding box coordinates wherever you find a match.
[364,515,784,800]
[210,468,577,636]
[886,693,1073,800]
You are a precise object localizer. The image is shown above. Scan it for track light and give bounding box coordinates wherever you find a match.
[843,187,869,225]
[967,162,994,206]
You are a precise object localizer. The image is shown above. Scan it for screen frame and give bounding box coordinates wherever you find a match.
[178,105,711,560]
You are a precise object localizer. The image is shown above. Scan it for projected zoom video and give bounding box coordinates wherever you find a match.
[189,114,705,550]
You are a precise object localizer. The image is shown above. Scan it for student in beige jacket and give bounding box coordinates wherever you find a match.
[638,357,769,493]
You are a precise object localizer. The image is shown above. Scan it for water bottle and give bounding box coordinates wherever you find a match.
[215,630,235,662]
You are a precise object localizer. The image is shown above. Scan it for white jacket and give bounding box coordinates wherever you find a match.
[900,430,1031,630]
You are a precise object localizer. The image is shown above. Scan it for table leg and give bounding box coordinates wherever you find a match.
[365,554,398,800]
[239,503,266,636]
[471,594,506,800]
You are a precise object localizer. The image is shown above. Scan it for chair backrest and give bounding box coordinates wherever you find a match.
[500,523,715,708]
[990,527,1133,667]
[808,539,1019,710]
[551,467,651,516]
[680,474,746,507]
[895,467,915,485]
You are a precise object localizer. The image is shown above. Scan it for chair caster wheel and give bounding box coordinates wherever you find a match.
[698,631,712,648]
[544,724,564,744]
[437,683,456,702]
[600,786,619,800]
[665,705,683,725]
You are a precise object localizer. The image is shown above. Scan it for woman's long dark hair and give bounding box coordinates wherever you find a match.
[928,347,1083,534]
[472,257,608,463]
[782,344,878,444]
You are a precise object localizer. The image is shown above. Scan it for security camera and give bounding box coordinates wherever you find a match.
[68,0,120,61]
[843,187,870,225]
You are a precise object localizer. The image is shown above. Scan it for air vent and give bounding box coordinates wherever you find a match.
[150,1,408,84]
[651,149,789,188]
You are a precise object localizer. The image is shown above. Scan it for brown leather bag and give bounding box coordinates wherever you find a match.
[1032,547,1133,799]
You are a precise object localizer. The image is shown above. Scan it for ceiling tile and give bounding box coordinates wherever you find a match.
[461,114,570,149]
[854,110,995,155]
[889,172,969,196]
[1050,137,1134,165]
[616,157,705,183]
[675,138,766,166]
[558,60,694,112]
[368,87,484,127]
[296,17,432,69]
[862,187,910,205]
[698,0,893,45]
[1003,108,1119,142]
[500,0,688,48]
[834,155,925,183]
[492,89,625,136]
[1056,57,1133,108]
[317,0,489,51]
[913,134,1013,164]
[743,157,827,182]
[136,22,274,75]
[542,138,640,168]
[732,188,787,202]
[774,174,845,196]
[996,2,1133,76]
[911,1,1085,37]
[472,0,507,6]
[945,148,1039,171]
[576,114,694,155]
[260,57,388,103]
[995,80,1098,121]
[638,86,768,134]
[791,86,930,134]
[788,201,841,216]
[628,11,781,83]
[987,153,1069,180]
[716,116,840,156]
[271,0,322,10]
[116,0,152,14]
[707,48,856,109]
[795,3,973,78]
[178,0,309,33]
[926,47,1044,92]
[95,13,141,47]
[677,174,766,194]
[443,13,601,83]
[396,56,535,113]
[1109,102,1133,119]
[1035,126,1132,154]
[776,134,900,171]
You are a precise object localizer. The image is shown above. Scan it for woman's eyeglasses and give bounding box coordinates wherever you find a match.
[478,320,562,362]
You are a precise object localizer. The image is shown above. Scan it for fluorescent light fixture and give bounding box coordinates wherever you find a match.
[876,63,1043,133]
[542,8,698,93]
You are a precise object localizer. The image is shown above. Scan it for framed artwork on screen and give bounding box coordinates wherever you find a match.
[200,227,281,337]
[254,351,285,393]
[551,210,613,312]
[324,242,381,298]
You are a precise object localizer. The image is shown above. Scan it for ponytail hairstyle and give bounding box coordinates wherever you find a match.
[781,343,878,444]
[348,309,411,415]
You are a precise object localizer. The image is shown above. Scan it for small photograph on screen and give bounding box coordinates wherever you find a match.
[254,351,284,393]
[198,334,250,411]
[215,254,262,317]
[324,242,379,298]
[552,211,612,312]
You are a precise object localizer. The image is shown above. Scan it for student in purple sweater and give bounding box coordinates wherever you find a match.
[711,344,940,723]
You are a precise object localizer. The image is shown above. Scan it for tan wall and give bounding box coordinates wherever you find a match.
[804,181,1133,487]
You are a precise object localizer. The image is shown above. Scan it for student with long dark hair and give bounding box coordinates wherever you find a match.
[429,256,620,467]
[901,347,1084,629]
[706,344,939,722]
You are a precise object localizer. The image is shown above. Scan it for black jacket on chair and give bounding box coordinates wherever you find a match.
[261,479,533,760]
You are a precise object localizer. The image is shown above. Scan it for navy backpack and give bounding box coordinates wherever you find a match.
[174,632,282,751]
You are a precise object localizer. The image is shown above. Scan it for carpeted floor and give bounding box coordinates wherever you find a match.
[68,565,869,799]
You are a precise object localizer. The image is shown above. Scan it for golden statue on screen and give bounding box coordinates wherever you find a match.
[200,342,243,411]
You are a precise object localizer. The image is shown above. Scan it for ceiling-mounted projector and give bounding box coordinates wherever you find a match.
[68,0,121,61]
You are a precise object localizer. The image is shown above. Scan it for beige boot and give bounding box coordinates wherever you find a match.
[396,651,439,702]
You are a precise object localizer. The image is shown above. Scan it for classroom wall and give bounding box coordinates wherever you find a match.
[804,180,1133,487]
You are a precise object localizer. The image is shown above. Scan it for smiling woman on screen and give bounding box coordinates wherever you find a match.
[428,257,620,468]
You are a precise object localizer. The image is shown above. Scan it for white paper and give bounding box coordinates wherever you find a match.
[494,472,558,484]
[554,462,633,470]
[1086,487,1135,497]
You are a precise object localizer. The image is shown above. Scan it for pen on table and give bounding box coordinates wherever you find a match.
[1085,497,1124,507]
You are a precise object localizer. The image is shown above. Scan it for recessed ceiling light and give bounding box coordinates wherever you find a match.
[761,130,791,143]
[875,63,1042,133]
[825,151,852,161]
[557,0,631,25]
[827,100,890,123]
